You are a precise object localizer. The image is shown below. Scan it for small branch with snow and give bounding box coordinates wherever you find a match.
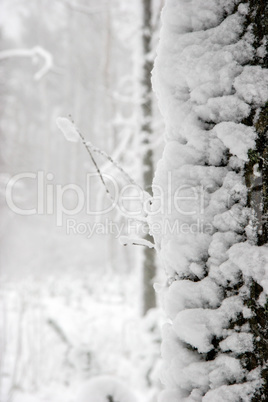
[0,46,53,81]
[119,236,155,249]
[86,140,144,192]
[47,319,71,346]
[56,116,147,193]
[56,117,80,142]
[57,117,113,201]
[56,116,148,223]
[100,129,132,173]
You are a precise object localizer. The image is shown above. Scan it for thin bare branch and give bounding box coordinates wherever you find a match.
[65,116,148,223]
[86,140,145,192]
[0,46,53,80]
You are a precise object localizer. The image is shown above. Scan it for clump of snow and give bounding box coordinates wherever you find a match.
[202,380,261,402]
[209,260,242,288]
[234,66,268,106]
[56,117,80,142]
[256,37,267,60]
[213,204,248,233]
[195,95,250,124]
[228,242,268,293]
[163,277,221,319]
[175,355,245,394]
[220,332,254,354]
[173,296,244,354]
[208,231,242,267]
[214,122,256,161]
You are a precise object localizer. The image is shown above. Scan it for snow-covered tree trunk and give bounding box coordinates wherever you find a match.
[150,0,268,400]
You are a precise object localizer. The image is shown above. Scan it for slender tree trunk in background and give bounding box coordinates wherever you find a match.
[140,0,156,315]
[103,0,115,154]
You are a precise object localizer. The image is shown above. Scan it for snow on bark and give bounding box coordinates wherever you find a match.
[151,0,268,400]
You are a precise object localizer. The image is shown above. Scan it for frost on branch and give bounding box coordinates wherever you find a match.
[56,117,80,142]
[119,236,155,249]
[0,46,53,80]
[151,0,268,400]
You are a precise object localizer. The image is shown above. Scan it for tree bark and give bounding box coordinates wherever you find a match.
[243,1,268,397]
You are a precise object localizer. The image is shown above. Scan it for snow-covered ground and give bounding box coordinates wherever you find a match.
[0,212,162,402]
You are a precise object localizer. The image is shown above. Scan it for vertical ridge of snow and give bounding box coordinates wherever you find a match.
[151,0,268,399]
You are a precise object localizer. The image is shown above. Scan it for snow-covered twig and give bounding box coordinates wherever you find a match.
[68,120,115,204]
[47,319,71,346]
[0,46,53,81]
[86,140,145,192]
[101,129,132,173]
[119,236,155,249]
[110,91,141,104]
[56,116,142,189]
[81,137,148,223]
[56,117,148,223]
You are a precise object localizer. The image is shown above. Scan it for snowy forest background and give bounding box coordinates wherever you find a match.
[0,0,165,401]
